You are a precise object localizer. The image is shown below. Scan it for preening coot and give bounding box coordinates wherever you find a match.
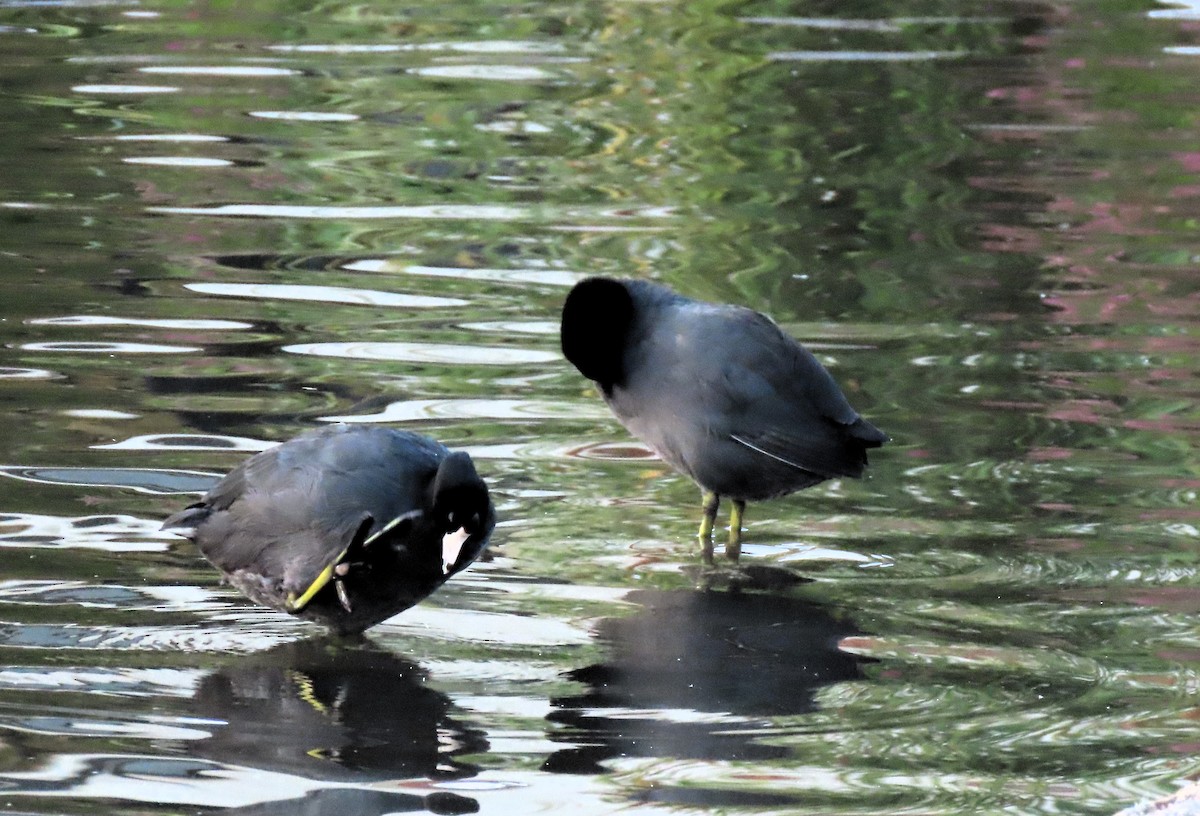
[560,276,885,560]
[163,424,495,635]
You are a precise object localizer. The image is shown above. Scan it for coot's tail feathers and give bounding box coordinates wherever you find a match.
[161,503,209,534]
[846,417,888,448]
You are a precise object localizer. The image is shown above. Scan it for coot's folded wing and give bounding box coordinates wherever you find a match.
[706,309,886,479]
[171,426,443,600]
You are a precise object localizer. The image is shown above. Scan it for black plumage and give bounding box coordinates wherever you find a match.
[560,276,886,559]
[163,425,495,635]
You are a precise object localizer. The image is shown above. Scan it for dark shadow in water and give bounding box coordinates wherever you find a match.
[218,788,481,816]
[544,586,869,791]
[189,638,486,812]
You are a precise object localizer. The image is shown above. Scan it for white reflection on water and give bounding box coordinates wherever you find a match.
[269,40,567,54]
[0,664,203,697]
[420,658,566,683]
[0,754,322,808]
[460,320,559,335]
[0,513,170,552]
[67,56,169,64]
[20,341,201,354]
[61,409,139,419]
[0,366,61,379]
[476,121,553,134]
[139,65,301,77]
[322,398,606,424]
[185,282,468,308]
[3,718,210,741]
[767,49,967,61]
[249,110,360,121]
[122,157,234,167]
[0,625,292,654]
[738,540,892,567]
[457,440,656,462]
[410,65,556,81]
[151,204,673,223]
[149,203,529,219]
[72,84,179,94]
[93,433,271,453]
[28,315,249,329]
[379,605,592,646]
[0,580,220,613]
[0,754,501,810]
[1149,0,1200,19]
[100,133,228,142]
[284,341,560,365]
[345,259,583,287]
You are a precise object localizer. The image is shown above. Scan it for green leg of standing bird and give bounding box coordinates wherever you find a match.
[698,490,720,564]
[727,499,745,561]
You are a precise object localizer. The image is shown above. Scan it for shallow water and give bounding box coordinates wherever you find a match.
[0,0,1197,814]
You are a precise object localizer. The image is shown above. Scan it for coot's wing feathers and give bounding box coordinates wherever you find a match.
[705,307,884,479]
[185,426,445,595]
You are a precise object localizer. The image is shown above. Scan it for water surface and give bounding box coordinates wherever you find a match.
[0,1,1197,814]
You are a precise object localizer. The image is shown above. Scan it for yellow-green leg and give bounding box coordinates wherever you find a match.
[726,499,745,561]
[698,490,720,564]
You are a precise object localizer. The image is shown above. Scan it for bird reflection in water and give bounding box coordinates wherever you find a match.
[191,637,485,815]
[544,587,869,806]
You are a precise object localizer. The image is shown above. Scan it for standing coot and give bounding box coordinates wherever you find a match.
[163,424,495,635]
[560,277,885,560]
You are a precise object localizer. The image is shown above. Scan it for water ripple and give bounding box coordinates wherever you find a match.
[345,259,582,287]
[0,465,217,494]
[321,398,606,424]
[283,341,559,365]
[1149,1,1200,20]
[0,714,212,740]
[92,433,269,453]
[28,315,249,330]
[767,50,968,61]
[379,605,592,646]
[269,40,567,54]
[0,366,61,379]
[122,156,234,167]
[61,409,139,419]
[80,133,229,142]
[410,65,557,81]
[21,341,200,354]
[455,440,654,462]
[0,664,203,697]
[0,580,219,612]
[72,84,179,94]
[149,203,529,220]
[0,624,293,653]
[0,513,171,552]
[0,753,445,809]
[249,110,359,121]
[185,282,468,308]
[139,65,301,77]
[460,320,559,335]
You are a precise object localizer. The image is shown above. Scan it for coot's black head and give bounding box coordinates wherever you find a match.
[560,277,636,393]
[429,451,494,573]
